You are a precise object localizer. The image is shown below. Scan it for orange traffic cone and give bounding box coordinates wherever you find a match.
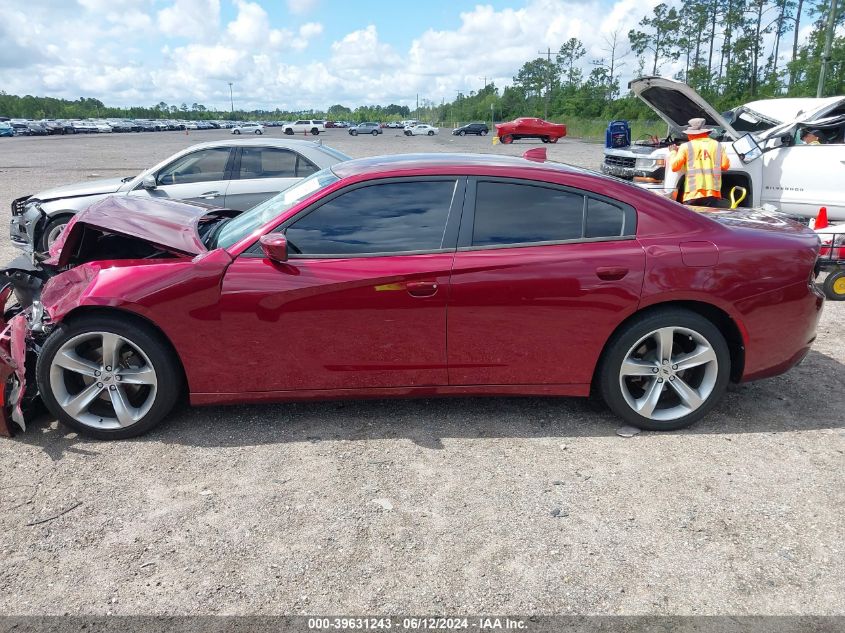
[814,207,829,230]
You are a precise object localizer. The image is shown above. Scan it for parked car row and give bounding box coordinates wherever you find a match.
[0,117,287,137]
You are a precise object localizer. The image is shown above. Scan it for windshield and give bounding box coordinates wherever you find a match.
[215,167,340,248]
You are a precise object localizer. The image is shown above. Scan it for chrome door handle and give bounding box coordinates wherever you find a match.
[596,266,628,281]
[406,281,439,297]
[200,191,222,199]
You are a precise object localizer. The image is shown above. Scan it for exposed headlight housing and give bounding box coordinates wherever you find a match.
[635,157,666,170]
[27,300,51,334]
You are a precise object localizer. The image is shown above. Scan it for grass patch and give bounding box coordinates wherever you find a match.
[563,118,668,142]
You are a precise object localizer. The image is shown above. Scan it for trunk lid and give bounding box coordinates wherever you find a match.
[629,76,742,140]
[692,206,819,240]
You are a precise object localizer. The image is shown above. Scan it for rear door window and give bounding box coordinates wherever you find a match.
[239,147,296,179]
[472,181,584,246]
[469,180,634,246]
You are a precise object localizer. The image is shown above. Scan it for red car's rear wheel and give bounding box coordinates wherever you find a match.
[598,308,730,431]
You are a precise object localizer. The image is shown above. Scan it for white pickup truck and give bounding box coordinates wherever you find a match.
[282,119,326,135]
[602,77,845,221]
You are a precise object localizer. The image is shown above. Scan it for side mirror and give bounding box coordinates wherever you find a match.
[732,133,763,164]
[142,174,157,189]
[780,133,795,147]
[260,233,288,263]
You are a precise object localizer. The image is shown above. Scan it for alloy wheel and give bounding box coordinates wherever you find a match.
[618,326,718,421]
[45,222,68,249]
[49,331,159,429]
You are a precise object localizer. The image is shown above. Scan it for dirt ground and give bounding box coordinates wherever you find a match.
[0,129,842,616]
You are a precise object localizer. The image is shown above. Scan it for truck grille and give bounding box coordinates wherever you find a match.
[11,196,30,216]
[604,156,636,169]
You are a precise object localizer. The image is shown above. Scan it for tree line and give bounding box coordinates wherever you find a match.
[429,0,843,124]
[0,93,413,123]
[1,0,842,125]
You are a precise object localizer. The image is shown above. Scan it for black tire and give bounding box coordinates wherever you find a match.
[311,128,319,135]
[284,128,293,135]
[541,136,550,143]
[39,216,72,253]
[372,130,378,136]
[351,130,358,136]
[458,130,466,136]
[597,308,731,431]
[501,134,513,144]
[255,129,262,135]
[427,131,434,136]
[481,130,488,135]
[822,269,845,301]
[36,315,182,439]
[234,129,241,135]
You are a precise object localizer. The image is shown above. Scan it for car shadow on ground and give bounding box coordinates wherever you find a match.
[13,348,845,460]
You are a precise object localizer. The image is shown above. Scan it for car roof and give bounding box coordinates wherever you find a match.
[331,152,585,179]
[182,138,326,150]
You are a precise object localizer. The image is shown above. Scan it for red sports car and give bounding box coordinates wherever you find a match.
[495,117,567,144]
[0,152,823,439]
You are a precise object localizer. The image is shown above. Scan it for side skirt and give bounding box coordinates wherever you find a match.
[191,383,592,406]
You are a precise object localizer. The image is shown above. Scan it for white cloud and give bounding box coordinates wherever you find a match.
[331,26,401,71]
[157,0,220,40]
[287,0,318,15]
[0,0,731,111]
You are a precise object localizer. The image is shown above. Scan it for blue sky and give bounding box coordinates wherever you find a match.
[0,0,674,111]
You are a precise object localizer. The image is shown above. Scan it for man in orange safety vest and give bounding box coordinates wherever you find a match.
[669,117,731,207]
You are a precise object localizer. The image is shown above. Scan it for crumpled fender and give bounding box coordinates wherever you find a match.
[0,248,234,436]
[0,284,26,437]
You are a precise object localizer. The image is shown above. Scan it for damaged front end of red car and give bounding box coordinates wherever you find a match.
[0,195,237,437]
[0,259,57,436]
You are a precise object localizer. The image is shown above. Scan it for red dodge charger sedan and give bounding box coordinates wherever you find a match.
[0,152,823,439]
[495,117,567,144]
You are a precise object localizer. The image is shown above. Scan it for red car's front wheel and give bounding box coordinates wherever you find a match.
[501,134,513,144]
[37,315,182,439]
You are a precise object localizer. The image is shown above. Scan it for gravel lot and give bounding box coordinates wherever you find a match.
[0,129,842,616]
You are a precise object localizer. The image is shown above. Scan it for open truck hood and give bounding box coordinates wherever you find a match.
[630,77,741,140]
[51,195,238,266]
[631,77,845,144]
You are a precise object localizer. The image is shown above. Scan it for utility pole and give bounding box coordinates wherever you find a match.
[537,47,552,119]
[817,0,839,97]
[228,82,234,115]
